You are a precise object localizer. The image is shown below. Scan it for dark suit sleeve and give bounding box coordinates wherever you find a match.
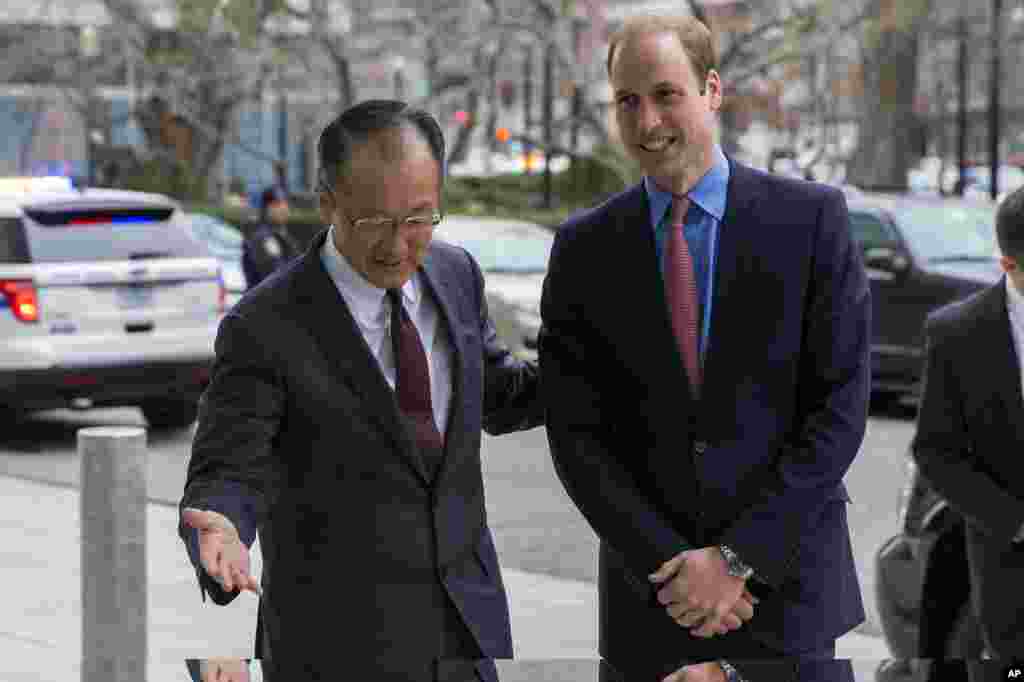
[717,188,871,589]
[912,315,1024,543]
[464,249,545,435]
[540,227,695,583]
[241,239,261,290]
[178,310,286,604]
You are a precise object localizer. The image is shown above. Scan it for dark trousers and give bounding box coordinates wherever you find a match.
[919,521,972,660]
[259,587,483,682]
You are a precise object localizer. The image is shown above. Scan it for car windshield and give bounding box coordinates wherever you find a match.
[438,228,553,274]
[23,210,208,263]
[893,203,998,263]
[187,214,243,254]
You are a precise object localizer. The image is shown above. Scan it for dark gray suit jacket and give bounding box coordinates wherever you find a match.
[179,227,543,678]
[913,280,1024,657]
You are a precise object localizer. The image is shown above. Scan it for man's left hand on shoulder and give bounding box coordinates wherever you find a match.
[649,546,755,638]
[662,661,728,682]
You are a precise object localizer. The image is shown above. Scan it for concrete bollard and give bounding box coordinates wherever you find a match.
[79,426,147,682]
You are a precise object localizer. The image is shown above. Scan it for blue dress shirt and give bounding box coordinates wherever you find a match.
[645,146,730,365]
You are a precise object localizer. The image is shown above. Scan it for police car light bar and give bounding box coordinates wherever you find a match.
[0,176,74,195]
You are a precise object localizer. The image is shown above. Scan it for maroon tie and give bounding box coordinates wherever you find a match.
[664,197,702,397]
[387,289,444,476]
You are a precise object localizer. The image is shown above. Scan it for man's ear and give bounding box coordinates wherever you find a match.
[1000,255,1018,274]
[318,189,334,225]
[704,69,723,110]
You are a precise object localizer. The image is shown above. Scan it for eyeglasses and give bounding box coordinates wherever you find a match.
[349,211,443,236]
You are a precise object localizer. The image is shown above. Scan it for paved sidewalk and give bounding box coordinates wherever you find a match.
[0,476,890,682]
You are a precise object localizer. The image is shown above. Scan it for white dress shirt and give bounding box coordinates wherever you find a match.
[1007,276,1024,405]
[1004,277,1024,543]
[319,226,454,436]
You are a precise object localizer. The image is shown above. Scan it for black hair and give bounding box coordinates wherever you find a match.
[996,184,1024,262]
[316,99,446,193]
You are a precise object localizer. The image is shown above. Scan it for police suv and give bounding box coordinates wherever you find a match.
[0,177,224,428]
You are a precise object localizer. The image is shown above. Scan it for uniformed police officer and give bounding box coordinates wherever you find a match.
[241,185,301,289]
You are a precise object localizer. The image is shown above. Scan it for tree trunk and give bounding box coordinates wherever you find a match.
[447,50,485,166]
[847,1,931,191]
[337,53,355,111]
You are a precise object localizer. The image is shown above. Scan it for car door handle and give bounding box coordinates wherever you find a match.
[125,322,154,333]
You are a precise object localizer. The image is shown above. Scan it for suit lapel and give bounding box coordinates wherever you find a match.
[289,228,430,486]
[419,249,465,488]
[974,281,1024,431]
[698,159,760,424]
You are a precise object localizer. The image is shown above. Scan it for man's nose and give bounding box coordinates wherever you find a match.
[635,99,661,133]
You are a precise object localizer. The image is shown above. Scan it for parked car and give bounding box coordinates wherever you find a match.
[847,195,1002,401]
[0,178,224,428]
[183,212,246,307]
[874,449,984,679]
[433,215,554,359]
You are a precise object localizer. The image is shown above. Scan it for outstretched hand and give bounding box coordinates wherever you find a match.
[182,508,260,595]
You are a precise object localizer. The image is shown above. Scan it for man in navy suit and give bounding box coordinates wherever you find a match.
[178,100,543,680]
[539,14,870,682]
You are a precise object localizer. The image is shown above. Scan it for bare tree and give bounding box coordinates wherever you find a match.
[846,0,934,191]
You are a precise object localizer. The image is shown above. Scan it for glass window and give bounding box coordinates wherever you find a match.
[848,211,898,250]
[23,211,208,263]
[892,204,998,262]
[437,227,553,274]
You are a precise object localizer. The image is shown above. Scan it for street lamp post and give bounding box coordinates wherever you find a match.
[957,14,968,196]
[543,40,555,209]
[989,0,1003,200]
[523,44,534,175]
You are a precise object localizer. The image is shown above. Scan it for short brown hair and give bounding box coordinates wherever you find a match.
[606,14,718,86]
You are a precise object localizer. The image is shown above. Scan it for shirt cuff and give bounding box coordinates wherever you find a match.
[719,659,745,682]
[1014,522,1024,543]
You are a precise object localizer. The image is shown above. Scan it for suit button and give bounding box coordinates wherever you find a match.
[694,441,708,456]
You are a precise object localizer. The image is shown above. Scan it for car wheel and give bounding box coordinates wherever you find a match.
[142,398,198,430]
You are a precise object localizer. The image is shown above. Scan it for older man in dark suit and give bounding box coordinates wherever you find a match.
[913,185,1024,679]
[540,13,870,682]
[178,100,543,680]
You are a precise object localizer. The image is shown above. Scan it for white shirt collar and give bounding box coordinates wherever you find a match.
[320,225,419,328]
[1007,275,1024,315]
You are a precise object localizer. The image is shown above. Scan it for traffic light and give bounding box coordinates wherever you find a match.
[495,127,510,144]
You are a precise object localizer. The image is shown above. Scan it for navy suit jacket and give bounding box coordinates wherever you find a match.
[179,228,543,679]
[540,159,870,665]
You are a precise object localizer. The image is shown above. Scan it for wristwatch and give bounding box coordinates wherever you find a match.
[719,659,745,682]
[719,545,755,580]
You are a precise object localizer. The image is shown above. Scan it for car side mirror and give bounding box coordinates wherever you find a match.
[864,246,910,274]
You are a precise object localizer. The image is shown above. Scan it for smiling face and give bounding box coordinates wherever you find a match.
[319,125,441,290]
[610,29,722,194]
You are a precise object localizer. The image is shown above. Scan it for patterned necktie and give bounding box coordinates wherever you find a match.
[664,197,702,397]
[387,289,444,476]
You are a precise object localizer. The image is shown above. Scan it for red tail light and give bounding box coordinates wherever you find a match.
[0,279,39,323]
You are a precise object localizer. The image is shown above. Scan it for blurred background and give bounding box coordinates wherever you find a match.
[3,0,1023,232]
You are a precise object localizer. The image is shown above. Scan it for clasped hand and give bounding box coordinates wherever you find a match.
[648,547,758,638]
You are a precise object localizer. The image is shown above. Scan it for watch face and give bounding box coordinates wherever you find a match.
[264,236,282,258]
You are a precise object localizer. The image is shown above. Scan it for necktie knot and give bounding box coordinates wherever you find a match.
[670,196,690,227]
